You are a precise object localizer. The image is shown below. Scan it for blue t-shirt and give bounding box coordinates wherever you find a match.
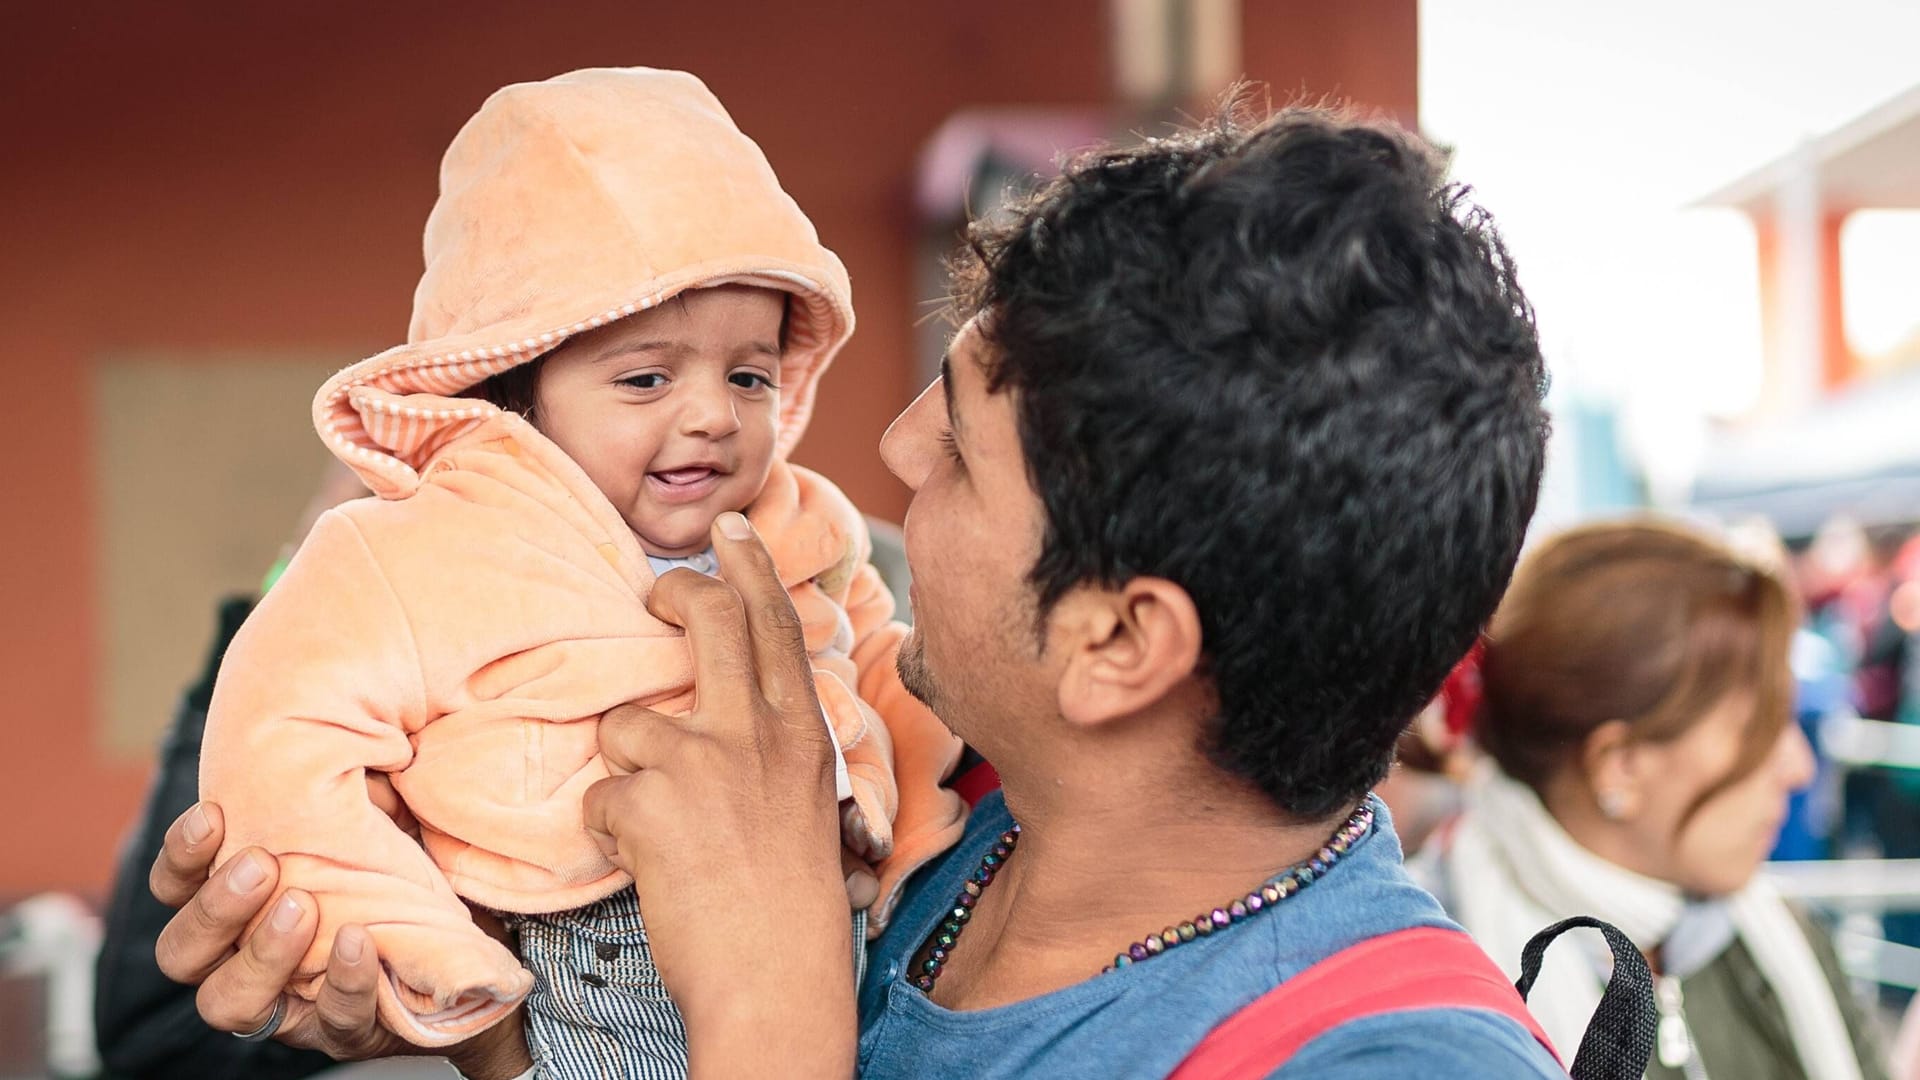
[857,791,1565,1078]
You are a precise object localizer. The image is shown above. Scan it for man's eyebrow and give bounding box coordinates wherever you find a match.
[940,354,963,438]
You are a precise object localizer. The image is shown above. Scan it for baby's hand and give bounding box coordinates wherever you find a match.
[840,797,893,863]
[841,849,878,912]
[838,786,893,915]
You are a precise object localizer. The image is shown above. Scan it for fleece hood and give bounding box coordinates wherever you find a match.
[314,67,854,498]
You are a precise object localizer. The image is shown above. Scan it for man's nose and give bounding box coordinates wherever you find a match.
[881,380,944,491]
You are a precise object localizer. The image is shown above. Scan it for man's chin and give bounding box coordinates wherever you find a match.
[895,634,938,710]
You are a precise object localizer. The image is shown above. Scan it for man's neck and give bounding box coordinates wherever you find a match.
[929,766,1359,1011]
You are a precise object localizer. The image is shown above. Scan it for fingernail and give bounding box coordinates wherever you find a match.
[228,853,267,893]
[337,926,365,962]
[270,894,304,933]
[183,804,212,845]
[716,512,750,540]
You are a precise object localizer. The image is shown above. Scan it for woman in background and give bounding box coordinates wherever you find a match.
[1416,519,1887,1080]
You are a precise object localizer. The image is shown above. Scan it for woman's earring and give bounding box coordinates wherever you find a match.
[1597,789,1629,821]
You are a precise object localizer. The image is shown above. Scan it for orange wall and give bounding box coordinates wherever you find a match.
[1243,1,1419,127]
[0,1,1416,898]
[1754,211,1858,397]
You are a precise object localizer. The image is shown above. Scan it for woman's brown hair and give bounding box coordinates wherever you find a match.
[1475,519,1799,824]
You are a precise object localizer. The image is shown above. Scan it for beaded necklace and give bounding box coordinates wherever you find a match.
[908,802,1374,993]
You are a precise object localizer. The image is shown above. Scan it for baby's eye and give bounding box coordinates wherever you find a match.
[729,370,778,391]
[619,373,667,390]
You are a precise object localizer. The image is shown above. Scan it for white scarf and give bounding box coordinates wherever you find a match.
[1439,763,1861,1080]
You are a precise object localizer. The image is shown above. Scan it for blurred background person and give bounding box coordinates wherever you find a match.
[1375,642,1483,857]
[1414,519,1888,1080]
[1725,516,1849,864]
[92,463,364,1080]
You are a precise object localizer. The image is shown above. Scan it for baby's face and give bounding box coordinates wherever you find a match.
[533,285,784,557]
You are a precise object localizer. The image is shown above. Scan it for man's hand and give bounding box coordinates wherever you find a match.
[587,511,857,1076]
[148,802,531,1078]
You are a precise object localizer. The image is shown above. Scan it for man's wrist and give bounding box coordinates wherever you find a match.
[689,1026,855,1079]
[685,972,856,1078]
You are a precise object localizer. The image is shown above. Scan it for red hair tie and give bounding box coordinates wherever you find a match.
[1438,639,1486,738]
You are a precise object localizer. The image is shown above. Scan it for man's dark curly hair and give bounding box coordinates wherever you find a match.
[950,103,1549,818]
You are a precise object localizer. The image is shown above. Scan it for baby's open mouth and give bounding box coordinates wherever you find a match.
[650,466,720,486]
[646,465,728,503]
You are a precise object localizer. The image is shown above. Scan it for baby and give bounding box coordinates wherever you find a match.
[199,68,967,1077]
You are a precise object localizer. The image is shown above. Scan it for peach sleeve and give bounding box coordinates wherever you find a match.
[199,511,530,1047]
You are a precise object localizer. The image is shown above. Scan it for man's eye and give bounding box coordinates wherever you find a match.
[938,428,963,465]
[620,373,667,390]
[730,371,777,391]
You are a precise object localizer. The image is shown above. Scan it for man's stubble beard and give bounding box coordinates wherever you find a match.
[895,629,940,714]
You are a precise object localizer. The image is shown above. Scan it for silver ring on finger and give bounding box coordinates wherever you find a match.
[231,995,288,1042]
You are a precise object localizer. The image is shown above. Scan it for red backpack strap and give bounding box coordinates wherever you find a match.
[1167,927,1563,1079]
[950,748,1001,809]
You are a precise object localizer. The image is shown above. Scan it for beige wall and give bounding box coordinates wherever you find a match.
[94,356,344,757]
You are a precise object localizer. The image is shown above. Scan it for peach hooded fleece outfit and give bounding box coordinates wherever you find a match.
[200,68,966,1048]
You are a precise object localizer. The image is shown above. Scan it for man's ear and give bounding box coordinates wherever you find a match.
[1053,577,1204,729]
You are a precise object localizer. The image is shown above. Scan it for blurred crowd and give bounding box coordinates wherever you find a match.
[1798,519,1920,858]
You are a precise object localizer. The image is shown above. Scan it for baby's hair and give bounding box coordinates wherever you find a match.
[467,358,545,423]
